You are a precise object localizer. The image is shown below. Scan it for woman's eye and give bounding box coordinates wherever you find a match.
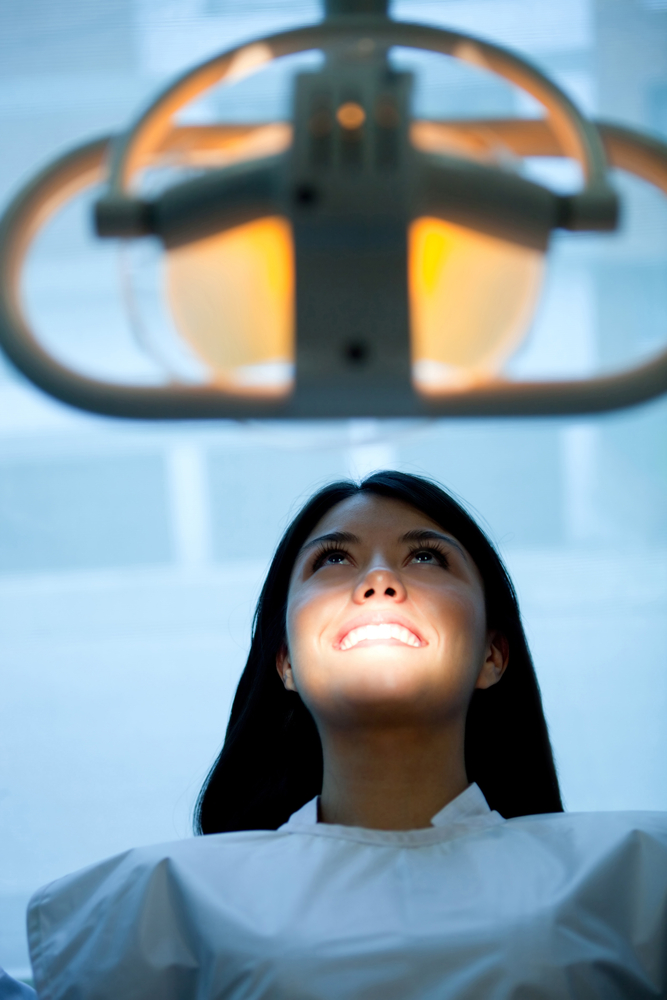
[325,552,347,564]
[413,550,434,563]
[314,549,349,569]
[410,548,447,567]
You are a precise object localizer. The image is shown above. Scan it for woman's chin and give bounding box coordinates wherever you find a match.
[307,653,452,721]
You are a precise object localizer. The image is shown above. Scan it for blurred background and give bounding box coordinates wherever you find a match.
[1,0,666,978]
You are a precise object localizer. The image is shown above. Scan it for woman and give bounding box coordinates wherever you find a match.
[28,473,667,998]
[195,470,562,834]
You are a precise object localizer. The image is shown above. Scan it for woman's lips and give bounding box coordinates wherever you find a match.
[338,622,424,651]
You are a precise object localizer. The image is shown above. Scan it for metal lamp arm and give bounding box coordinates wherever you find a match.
[416,155,561,250]
[95,155,284,247]
[95,148,602,256]
[96,151,563,252]
[95,20,617,236]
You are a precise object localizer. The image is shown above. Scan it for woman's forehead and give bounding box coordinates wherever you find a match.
[305,493,448,542]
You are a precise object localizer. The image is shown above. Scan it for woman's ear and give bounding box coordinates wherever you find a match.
[276,644,298,692]
[475,631,509,690]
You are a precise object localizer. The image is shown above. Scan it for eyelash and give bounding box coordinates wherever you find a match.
[311,543,350,571]
[311,542,450,570]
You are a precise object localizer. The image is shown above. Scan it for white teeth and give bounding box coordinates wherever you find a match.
[339,623,421,651]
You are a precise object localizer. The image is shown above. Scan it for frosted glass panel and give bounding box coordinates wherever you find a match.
[0,0,666,980]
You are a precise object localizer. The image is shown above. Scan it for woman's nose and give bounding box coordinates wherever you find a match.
[353,566,407,604]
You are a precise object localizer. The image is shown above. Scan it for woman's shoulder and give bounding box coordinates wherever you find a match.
[502,808,667,874]
[28,828,284,914]
[30,808,667,918]
[34,807,667,893]
[28,812,667,1000]
[505,807,667,843]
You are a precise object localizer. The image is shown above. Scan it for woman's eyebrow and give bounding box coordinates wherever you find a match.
[300,530,360,554]
[400,528,467,557]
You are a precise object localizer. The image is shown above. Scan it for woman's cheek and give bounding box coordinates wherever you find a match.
[285,602,324,689]
[436,592,486,663]
[425,584,475,630]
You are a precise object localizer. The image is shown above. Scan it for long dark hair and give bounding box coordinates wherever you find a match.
[195,471,562,833]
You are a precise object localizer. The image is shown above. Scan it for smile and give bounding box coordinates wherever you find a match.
[338,623,423,651]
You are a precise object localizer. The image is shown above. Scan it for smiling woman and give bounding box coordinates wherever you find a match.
[196,471,561,833]
[277,492,511,831]
[26,474,667,1000]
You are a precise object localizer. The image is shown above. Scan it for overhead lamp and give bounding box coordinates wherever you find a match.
[0,0,666,419]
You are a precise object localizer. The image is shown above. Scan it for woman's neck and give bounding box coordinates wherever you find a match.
[317,721,469,831]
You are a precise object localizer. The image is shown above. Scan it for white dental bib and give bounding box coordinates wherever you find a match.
[27,785,667,999]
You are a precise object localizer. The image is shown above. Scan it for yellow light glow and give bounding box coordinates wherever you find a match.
[337,102,366,130]
[155,123,292,170]
[165,214,542,396]
[166,216,294,394]
[409,217,544,391]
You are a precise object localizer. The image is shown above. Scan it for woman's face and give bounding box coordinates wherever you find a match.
[278,493,507,729]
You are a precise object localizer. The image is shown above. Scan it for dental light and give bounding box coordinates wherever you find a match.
[0,0,666,419]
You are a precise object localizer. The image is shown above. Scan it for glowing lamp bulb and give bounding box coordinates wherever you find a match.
[336,102,366,130]
[409,217,544,391]
[166,217,294,395]
[164,216,542,395]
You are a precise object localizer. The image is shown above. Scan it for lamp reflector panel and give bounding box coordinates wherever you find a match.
[165,216,294,395]
[409,217,544,391]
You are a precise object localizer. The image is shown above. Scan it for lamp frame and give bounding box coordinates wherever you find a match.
[0,15,665,419]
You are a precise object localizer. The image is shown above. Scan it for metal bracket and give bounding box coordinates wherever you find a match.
[288,56,413,403]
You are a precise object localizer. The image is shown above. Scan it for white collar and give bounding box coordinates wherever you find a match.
[281,783,501,831]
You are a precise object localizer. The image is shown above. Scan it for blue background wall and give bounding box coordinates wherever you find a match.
[1,0,666,977]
